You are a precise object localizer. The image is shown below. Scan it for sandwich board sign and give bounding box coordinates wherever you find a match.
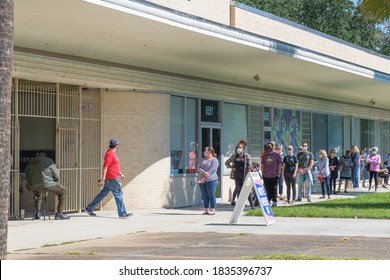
[229,172,276,226]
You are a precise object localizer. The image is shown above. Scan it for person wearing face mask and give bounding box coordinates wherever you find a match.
[261,141,282,207]
[276,144,285,200]
[360,148,369,188]
[282,145,298,203]
[318,149,331,199]
[367,146,381,192]
[225,142,254,208]
[351,145,361,189]
[328,149,339,194]
[296,142,314,202]
[198,146,219,215]
[338,150,352,193]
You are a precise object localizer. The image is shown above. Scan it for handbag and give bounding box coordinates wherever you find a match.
[230,169,236,180]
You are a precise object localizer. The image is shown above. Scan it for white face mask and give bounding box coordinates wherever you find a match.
[236,148,243,154]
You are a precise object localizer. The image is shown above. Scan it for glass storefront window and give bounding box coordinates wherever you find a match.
[170,96,198,175]
[222,103,247,174]
[381,121,390,158]
[328,115,343,157]
[361,119,375,151]
[186,98,198,174]
[312,113,343,159]
[170,96,184,175]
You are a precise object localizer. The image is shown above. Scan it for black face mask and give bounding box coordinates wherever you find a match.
[267,147,273,152]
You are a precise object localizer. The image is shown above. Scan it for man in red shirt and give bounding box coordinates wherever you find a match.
[261,141,282,207]
[85,139,132,218]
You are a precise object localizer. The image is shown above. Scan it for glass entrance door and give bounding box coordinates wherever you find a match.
[201,125,221,198]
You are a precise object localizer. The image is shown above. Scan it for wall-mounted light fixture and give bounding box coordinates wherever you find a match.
[253,74,260,81]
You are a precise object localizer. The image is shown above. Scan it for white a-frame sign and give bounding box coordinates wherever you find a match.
[229,172,276,226]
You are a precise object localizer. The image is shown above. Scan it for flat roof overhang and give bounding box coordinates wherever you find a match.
[14,0,390,110]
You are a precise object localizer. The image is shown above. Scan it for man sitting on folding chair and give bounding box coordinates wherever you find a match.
[25,152,70,220]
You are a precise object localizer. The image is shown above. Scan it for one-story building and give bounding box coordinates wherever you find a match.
[10,0,390,218]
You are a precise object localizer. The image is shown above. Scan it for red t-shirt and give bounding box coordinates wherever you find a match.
[104,149,120,179]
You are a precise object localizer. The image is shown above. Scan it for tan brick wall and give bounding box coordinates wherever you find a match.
[233,6,390,74]
[100,90,174,210]
[146,0,231,25]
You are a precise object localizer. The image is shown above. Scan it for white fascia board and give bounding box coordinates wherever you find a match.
[85,0,388,83]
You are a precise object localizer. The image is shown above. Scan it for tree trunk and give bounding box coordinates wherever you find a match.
[0,0,14,260]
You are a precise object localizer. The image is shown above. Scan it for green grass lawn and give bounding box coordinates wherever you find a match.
[246,192,390,219]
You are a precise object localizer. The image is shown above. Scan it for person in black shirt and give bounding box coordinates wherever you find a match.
[296,142,314,202]
[225,142,254,208]
[282,145,298,203]
[328,149,339,194]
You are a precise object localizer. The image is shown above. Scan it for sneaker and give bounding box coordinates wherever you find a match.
[231,201,236,206]
[34,211,41,220]
[319,196,325,199]
[85,207,96,217]
[271,202,277,207]
[55,211,70,220]
[307,199,312,203]
[295,199,302,202]
[328,196,331,199]
[119,212,133,219]
[368,186,372,191]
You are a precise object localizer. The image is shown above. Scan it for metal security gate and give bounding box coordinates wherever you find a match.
[10,79,101,218]
[58,85,80,212]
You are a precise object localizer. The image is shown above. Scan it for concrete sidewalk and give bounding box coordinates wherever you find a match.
[7,188,390,258]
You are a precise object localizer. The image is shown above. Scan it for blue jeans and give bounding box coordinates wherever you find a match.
[278,175,284,195]
[199,180,217,209]
[361,164,367,182]
[297,172,313,201]
[352,167,359,188]
[87,178,127,217]
[321,176,331,196]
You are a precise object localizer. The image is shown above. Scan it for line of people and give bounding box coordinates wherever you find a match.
[225,140,316,207]
[223,141,390,212]
[191,138,390,215]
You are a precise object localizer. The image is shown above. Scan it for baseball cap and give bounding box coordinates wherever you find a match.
[109,139,120,147]
[287,145,293,150]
